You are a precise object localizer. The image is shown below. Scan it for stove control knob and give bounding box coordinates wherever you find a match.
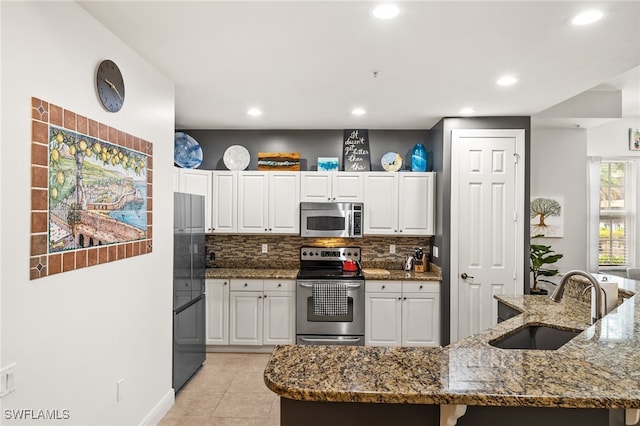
[309,252,314,256]
[302,251,307,256]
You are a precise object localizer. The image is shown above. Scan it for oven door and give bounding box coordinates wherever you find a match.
[296,280,364,337]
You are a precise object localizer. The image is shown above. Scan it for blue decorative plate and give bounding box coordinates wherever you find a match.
[174,132,203,169]
[381,152,402,172]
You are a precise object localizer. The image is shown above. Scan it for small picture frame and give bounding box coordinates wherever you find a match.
[630,128,640,151]
[318,157,339,171]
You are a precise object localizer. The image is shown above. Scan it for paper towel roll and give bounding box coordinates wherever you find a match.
[591,280,618,318]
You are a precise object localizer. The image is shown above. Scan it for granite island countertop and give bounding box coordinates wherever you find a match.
[264,274,640,409]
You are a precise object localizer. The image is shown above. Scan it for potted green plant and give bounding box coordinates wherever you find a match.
[529,234,563,295]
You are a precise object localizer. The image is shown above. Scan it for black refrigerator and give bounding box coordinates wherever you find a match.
[173,192,206,393]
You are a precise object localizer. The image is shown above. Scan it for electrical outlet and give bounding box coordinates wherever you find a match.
[262,244,268,254]
[0,363,16,398]
[433,246,439,258]
[117,378,125,402]
[389,244,396,254]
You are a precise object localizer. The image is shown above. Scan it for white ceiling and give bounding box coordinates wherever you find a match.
[78,1,640,130]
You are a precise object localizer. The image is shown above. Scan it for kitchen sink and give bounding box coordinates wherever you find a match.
[489,324,581,350]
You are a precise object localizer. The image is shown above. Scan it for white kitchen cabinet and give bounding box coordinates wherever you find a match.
[365,283,402,346]
[176,168,213,232]
[401,282,440,347]
[211,171,237,233]
[205,279,229,345]
[229,279,295,346]
[300,172,363,202]
[365,280,440,347]
[262,280,296,345]
[173,167,181,192]
[363,172,435,236]
[238,171,299,234]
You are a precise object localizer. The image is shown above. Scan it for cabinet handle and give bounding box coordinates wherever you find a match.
[244,283,248,287]
[419,285,423,289]
[269,228,272,231]
[403,297,407,300]
[399,229,403,233]
[382,285,386,289]
[398,297,402,301]
[259,295,262,299]
[264,228,268,231]
[263,294,267,298]
[224,281,227,285]
[277,283,282,287]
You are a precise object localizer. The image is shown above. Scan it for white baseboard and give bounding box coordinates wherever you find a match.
[139,388,175,426]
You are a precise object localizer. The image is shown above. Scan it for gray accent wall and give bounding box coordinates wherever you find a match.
[176,129,430,172]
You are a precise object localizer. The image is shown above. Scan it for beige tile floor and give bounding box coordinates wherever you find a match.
[159,353,280,426]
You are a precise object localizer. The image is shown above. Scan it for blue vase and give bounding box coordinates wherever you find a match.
[411,143,427,172]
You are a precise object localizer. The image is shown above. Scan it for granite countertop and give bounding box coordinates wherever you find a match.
[206,268,299,280]
[205,267,441,282]
[264,274,640,409]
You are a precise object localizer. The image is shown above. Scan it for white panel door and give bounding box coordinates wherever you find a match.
[211,171,237,233]
[229,291,263,345]
[332,172,364,202]
[263,292,295,345]
[300,172,332,202]
[398,172,435,235]
[364,172,398,234]
[451,129,524,342]
[179,169,212,232]
[269,172,300,234]
[365,293,402,346]
[402,294,440,347]
[205,279,229,345]
[237,172,269,233]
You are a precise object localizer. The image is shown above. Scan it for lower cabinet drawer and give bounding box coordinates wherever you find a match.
[230,279,263,291]
[264,279,295,292]
[402,281,439,293]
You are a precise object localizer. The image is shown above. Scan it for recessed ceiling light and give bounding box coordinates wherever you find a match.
[496,75,518,86]
[372,4,400,20]
[247,108,262,117]
[351,108,366,116]
[460,107,476,115]
[572,9,604,26]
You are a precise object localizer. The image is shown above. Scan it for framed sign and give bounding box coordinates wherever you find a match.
[342,129,371,171]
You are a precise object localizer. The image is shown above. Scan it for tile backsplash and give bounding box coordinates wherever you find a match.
[206,234,432,270]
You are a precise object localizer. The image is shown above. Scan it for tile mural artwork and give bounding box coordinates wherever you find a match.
[30,97,153,280]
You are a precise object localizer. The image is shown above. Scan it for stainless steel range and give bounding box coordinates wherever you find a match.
[296,246,365,346]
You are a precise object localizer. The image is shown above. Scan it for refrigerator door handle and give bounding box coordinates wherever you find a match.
[173,293,205,315]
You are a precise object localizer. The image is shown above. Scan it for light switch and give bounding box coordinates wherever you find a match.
[433,246,439,258]
[262,244,268,254]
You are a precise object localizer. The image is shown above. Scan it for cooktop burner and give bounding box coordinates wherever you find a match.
[297,246,363,281]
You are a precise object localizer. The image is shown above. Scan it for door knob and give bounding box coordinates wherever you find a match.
[461,273,474,279]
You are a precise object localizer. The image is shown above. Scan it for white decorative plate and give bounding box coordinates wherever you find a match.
[381,152,402,172]
[223,145,250,171]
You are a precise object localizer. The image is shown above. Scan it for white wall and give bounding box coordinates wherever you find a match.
[530,126,588,272]
[1,2,174,425]
[587,117,640,157]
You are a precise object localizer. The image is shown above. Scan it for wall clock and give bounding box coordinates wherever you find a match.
[96,59,125,112]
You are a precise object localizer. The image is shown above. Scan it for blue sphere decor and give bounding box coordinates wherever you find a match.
[174,132,203,169]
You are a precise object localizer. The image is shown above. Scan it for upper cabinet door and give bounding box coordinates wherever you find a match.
[332,172,364,202]
[178,169,213,232]
[300,172,332,202]
[211,171,237,233]
[398,172,435,235]
[237,172,269,233]
[364,172,398,235]
[269,172,300,234]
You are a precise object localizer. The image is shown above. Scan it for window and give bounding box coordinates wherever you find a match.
[598,161,635,268]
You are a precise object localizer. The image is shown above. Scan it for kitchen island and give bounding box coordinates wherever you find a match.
[264,274,640,426]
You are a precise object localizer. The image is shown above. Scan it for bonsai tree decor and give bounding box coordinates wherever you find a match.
[530,234,563,295]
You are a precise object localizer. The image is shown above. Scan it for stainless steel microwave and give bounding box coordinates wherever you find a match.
[300,202,363,238]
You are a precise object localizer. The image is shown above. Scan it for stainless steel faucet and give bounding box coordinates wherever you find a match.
[549,270,605,325]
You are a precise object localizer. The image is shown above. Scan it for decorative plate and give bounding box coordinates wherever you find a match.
[223,145,250,171]
[381,152,402,172]
[174,132,203,169]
